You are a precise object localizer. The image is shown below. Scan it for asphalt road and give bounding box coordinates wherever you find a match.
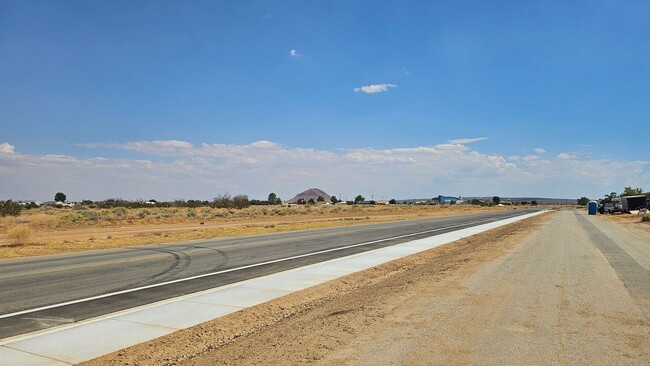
[0,209,537,339]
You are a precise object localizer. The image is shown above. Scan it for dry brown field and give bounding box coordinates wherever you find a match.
[0,204,521,259]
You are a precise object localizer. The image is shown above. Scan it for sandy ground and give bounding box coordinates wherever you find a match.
[83,209,650,366]
[597,211,650,236]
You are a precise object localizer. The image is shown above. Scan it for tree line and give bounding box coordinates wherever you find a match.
[577,186,645,206]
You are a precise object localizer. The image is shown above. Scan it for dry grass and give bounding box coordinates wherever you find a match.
[0,204,521,259]
[6,224,34,246]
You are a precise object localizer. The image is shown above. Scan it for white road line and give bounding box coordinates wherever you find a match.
[0,214,522,320]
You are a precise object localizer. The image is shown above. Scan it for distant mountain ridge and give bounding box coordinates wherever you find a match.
[287,188,331,203]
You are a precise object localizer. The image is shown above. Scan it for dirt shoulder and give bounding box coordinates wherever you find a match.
[597,211,650,236]
[83,212,552,366]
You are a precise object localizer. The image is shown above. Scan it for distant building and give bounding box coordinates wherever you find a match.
[621,193,650,212]
[438,195,462,204]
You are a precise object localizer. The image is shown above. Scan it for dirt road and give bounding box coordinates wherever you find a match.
[85,210,650,365]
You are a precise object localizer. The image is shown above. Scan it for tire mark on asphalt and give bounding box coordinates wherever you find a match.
[183,245,230,272]
[574,211,650,319]
[112,247,192,291]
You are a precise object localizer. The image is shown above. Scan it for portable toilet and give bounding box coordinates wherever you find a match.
[588,201,598,215]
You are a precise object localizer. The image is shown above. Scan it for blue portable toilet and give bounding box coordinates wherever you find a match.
[588,201,598,215]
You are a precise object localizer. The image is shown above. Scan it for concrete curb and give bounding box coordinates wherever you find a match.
[0,211,544,365]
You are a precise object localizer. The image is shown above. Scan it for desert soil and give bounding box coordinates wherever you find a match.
[83,209,650,366]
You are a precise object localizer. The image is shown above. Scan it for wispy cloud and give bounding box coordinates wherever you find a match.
[353,84,397,94]
[448,137,488,144]
[2,140,648,201]
[289,49,298,57]
[534,148,546,154]
[556,153,576,159]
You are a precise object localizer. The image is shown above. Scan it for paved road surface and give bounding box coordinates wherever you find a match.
[319,209,650,365]
[0,209,536,339]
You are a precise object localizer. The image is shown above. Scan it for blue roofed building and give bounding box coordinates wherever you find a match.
[438,195,463,204]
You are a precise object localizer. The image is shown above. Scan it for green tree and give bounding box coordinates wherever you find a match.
[267,192,281,205]
[233,194,251,209]
[317,195,325,202]
[389,199,397,204]
[54,192,67,202]
[577,197,590,206]
[308,198,316,204]
[330,195,339,204]
[297,198,306,204]
[531,200,538,206]
[621,186,644,196]
[492,196,501,205]
[213,193,234,208]
[354,195,365,204]
[600,192,617,204]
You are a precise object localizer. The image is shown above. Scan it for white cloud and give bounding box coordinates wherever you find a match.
[289,49,298,57]
[556,153,576,159]
[447,137,488,144]
[2,140,648,201]
[522,155,539,162]
[0,143,15,154]
[353,84,397,94]
[534,148,546,154]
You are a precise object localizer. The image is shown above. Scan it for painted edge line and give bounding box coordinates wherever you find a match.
[0,211,545,346]
[0,211,537,320]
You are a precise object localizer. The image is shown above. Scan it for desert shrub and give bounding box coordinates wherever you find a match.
[187,208,196,218]
[83,211,102,221]
[0,200,22,217]
[61,212,85,222]
[642,214,649,222]
[7,224,33,245]
[23,202,39,210]
[113,207,128,219]
[213,209,230,218]
[137,209,150,219]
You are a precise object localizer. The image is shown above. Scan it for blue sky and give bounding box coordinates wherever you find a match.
[1,1,649,201]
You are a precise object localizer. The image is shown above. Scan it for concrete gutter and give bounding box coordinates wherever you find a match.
[0,211,544,365]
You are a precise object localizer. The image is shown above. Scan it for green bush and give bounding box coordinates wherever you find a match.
[0,200,22,217]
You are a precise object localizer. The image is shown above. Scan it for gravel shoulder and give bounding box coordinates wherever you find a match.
[84,210,650,365]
